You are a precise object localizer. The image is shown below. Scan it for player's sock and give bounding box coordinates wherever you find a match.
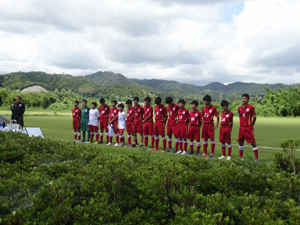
[155,136,159,149]
[168,138,172,149]
[116,134,119,144]
[106,134,109,143]
[162,137,167,150]
[239,146,244,158]
[211,141,215,155]
[144,135,149,147]
[90,132,94,142]
[132,142,136,147]
[175,139,179,151]
[184,141,188,152]
[197,142,201,153]
[87,131,90,141]
[74,132,77,140]
[151,135,155,148]
[82,131,86,141]
[222,144,226,156]
[228,144,232,156]
[190,142,194,152]
[179,140,183,151]
[253,147,258,159]
[128,135,131,145]
[77,133,81,141]
[203,141,208,154]
[100,133,104,142]
[95,132,99,142]
[120,135,124,143]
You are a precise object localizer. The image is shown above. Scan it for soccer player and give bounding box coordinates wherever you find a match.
[152,97,168,152]
[13,96,25,129]
[99,98,110,144]
[175,99,190,154]
[72,100,82,142]
[143,97,154,149]
[125,99,134,147]
[81,100,90,143]
[132,97,144,148]
[201,95,219,158]
[108,100,119,146]
[117,103,127,146]
[188,101,202,155]
[166,97,179,152]
[88,102,100,144]
[237,94,258,162]
[218,100,233,160]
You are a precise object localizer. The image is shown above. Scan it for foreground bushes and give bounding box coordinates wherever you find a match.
[1,132,300,224]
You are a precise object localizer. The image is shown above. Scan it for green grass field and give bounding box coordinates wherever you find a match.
[2,110,300,165]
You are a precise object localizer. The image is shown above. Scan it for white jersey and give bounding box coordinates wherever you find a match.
[88,108,100,126]
[118,111,127,129]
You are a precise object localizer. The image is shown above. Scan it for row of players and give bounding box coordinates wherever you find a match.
[72,94,258,161]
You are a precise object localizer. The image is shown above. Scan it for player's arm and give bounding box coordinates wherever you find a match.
[230,114,233,129]
[164,108,168,123]
[143,113,152,124]
[252,116,256,126]
[110,115,118,124]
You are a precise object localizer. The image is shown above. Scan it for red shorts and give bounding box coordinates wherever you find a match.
[89,125,98,132]
[219,126,232,144]
[73,119,80,130]
[118,129,125,135]
[154,121,165,136]
[112,121,118,134]
[237,127,256,144]
[188,125,201,141]
[133,122,143,135]
[167,122,177,137]
[100,118,109,130]
[202,123,214,140]
[177,123,188,139]
[143,122,154,136]
[126,121,134,134]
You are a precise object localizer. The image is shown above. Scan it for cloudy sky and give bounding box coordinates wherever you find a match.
[0,0,300,85]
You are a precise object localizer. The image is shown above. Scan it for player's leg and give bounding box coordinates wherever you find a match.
[208,124,215,158]
[119,129,125,146]
[73,119,77,141]
[89,125,94,143]
[226,129,232,160]
[189,138,194,154]
[218,128,225,159]
[153,122,159,151]
[201,124,208,156]
[160,123,167,152]
[94,126,99,143]
[77,128,81,141]
[143,124,149,148]
[167,123,173,151]
[139,124,144,148]
[238,127,245,160]
[149,123,155,149]
[245,127,258,161]
[173,125,179,153]
[99,119,104,143]
[176,136,183,154]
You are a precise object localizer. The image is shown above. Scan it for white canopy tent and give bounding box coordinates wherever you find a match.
[0,114,10,126]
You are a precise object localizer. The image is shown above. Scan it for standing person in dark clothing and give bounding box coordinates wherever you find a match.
[12,96,25,128]
[10,99,16,120]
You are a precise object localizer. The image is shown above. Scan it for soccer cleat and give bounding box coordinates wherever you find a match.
[148,147,154,150]
[176,150,183,154]
[218,156,226,160]
[119,143,124,146]
[209,154,214,158]
[165,149,172,153]
[114,143,119,147]
[200,153,208,157]
[151,148,158,151]
[98,141,103,144]
[160,150,166,152]
[254,159,259,163]
[72,139,77,142]
[81,140,86,142]
[76,140,81,142]
[86,141,90,144]
[106,142,112,146]
[240,158,244,161]
[172,150,178,153]
[195,152,200,156]
[94,141,98,144]
[188,151,194,155]
[125,144,132,148]
[182,151,188,155]
[106,142,109,145]
[226,156,231,160]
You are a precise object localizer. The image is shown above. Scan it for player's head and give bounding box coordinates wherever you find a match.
[74,100,79,107]
[82,100,87,107]
[144,97,151,105]
[16,96,21,103]
[178,99,186,109]
[203,95,212,105]
[99,97,105,105]
[13,99,16,103]
[221,100,229,111]
[91,102,97,109]
[191,100,198,110]
[118,103,124,112]
[242,93,250,104]
[126,99,132,108]
[166,97,173,105]
[133,97,139,105]
[155,97,162,105]
[111,100,117,108]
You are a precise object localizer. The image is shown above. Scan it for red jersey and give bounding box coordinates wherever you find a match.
[133,104,144,124]
[155,104,167,122]
[110,107,119,121]
[99,104,110,119]
[221,110,233,127]
[189,110,202,126]
[168,103,179,125]
[72,108,81,120]
[202,105,219,124]
[177,108,190,124]
[127,107,134,122]
[144,105,153,124]
[238,104,256,127]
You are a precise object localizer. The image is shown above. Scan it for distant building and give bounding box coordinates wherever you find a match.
[21,85,48,93]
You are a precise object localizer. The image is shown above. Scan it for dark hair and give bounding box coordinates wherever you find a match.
[203,95,212,102]
[91,102,97,107]
[74,100,79,105]
[144,97,151,103]
[17,96,22,100]
[13,99,16,101]
[166,97,173,104]
[82,100,87,104]
[112,100,117,104]
[221,100,229,107]
[242,93,250,100]
[99,97,105,104]
[178,99,186,104]
[191,100,199,106]
[133,97,139,101]
[118,103,125,108]
[155,97,162,104]
[126,99,132,105]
